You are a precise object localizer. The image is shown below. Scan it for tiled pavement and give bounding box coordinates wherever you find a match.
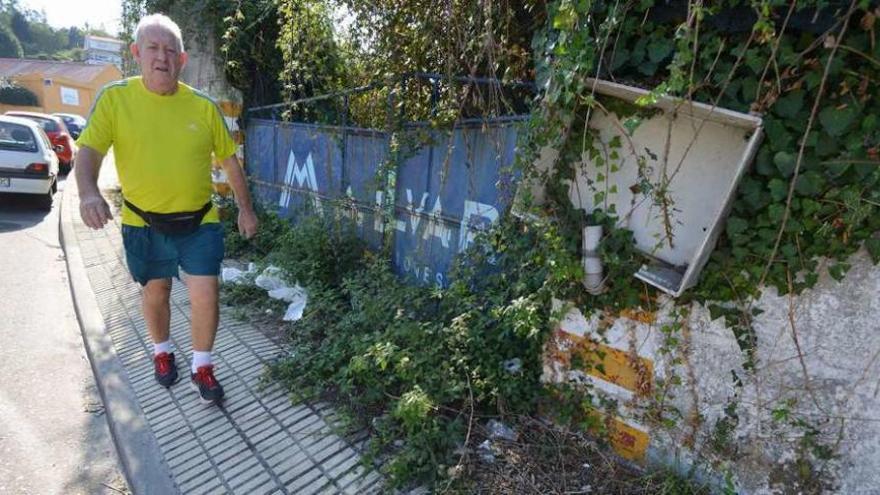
[71,210,383,494]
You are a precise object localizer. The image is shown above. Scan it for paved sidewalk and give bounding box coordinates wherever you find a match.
[61,180,382,495]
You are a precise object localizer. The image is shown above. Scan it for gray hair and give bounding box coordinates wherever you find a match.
[134,14,184,52]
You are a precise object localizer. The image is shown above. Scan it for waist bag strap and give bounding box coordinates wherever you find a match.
[123,198,212,236]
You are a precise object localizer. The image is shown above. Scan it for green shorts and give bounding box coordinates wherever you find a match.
[122,223,225,286]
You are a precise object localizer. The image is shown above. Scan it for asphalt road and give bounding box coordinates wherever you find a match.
[0,173,128,495]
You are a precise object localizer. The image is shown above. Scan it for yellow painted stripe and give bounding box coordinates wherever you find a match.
[601,412,650,462]
[550,329,654,395]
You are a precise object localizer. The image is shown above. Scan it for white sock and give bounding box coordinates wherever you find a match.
[192,351,212,373]
[154,340,172,356]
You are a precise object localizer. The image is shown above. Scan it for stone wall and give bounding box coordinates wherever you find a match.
[545,249,880,493]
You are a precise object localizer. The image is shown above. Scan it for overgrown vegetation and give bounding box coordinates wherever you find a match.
[126,0,880,491]
[220,201,706,492]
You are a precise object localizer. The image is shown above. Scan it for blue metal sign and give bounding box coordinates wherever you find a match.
[391,121,521,286]
[244,117,523,287]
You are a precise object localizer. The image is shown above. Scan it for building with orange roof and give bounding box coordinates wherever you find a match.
[0,58,123,117]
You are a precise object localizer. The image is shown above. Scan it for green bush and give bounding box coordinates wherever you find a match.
[0,80,37,106]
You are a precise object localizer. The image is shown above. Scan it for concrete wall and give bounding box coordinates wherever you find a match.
[545,249,880,493]
[181,34,241,109]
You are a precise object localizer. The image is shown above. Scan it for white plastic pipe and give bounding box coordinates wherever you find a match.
[582,225,604,294]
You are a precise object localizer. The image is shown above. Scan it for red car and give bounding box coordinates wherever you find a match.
[4,111,76,174]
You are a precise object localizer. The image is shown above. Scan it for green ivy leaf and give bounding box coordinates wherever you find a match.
[773,90,804,119]
[740,177,769,211]
[755,148,775,176]
[801,199,821,216]
[768,203,786,223]
[622,116,642,135]
[741,78,758,102]
[768,178,788,201]
[862,114,879,133]
[819,105,858,137]
[774,151,796,177]
[795,171,825,197]
[647,38,674,63]
[815,134,840,157]
[727,217,749,237]
[631,37,647,64]
[637,62,658,76]
[781,243,797,259]
[610,48,630,71]
[764,119,793,151]
[845,133,864,152]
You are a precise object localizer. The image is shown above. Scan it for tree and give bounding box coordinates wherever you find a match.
[67,26,84,49]
[0,23,23,58]
[9,9,29,44]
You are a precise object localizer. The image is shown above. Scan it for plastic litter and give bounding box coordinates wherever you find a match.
[221,263,256,284]
[255,265,287,291]
[223,264,309,322]
[268,285,306,302]
[283,293,308,322]
[477,439,496,464]
[221,267,247,284]
[487,419,517,442]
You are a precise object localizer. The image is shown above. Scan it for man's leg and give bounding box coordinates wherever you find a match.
[186,275,219,352]
[177,223,225,404]
[123,225,180,387]
[143,277,179,387]
[143,278,172,344]
[186,274,225,404]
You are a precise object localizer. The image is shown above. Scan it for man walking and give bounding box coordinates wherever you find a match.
[75,14,258,405]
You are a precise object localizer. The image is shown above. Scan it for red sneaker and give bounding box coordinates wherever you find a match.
[190,365,225,405]
[153,352,178,388]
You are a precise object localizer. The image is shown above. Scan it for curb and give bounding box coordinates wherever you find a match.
[60,178,179,495]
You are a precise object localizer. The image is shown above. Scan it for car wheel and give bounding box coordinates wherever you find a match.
[38,181,54,210]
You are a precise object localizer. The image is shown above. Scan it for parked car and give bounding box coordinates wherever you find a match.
[53,112,87,140]
[4,111,76,174]
[0,115,60,210]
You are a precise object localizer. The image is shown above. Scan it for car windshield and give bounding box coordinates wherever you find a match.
[0,122,38,152]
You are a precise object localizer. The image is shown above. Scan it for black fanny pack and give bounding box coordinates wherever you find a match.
[124,198,212,236]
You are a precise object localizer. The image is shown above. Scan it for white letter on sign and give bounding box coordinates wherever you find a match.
[279,151,321,213]
[422,196,451,248]
[458,200,499,252]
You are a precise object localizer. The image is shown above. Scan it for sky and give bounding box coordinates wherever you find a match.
[19,0,122,36]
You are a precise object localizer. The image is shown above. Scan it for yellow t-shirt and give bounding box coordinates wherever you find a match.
[77,76,236,226]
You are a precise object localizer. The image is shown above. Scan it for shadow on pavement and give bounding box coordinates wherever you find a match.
[59,375,131,495]
[0,175,68,232]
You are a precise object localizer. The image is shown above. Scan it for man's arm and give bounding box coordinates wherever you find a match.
[75,145,113,229]
[219,155,258,239]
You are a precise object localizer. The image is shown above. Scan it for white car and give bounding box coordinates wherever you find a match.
[0,115,60,210]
